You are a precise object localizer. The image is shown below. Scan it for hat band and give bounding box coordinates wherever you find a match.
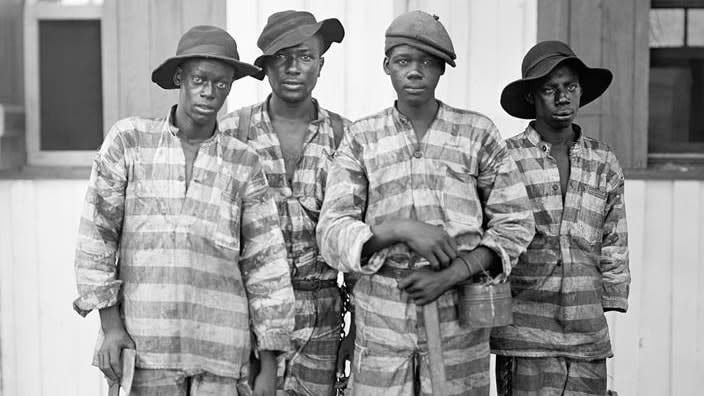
[385,33,453,59]
[179,43,237,59]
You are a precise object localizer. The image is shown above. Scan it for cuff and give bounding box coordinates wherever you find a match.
[479,231,512,276]
[72,282,122,317]
[256,329,292,354]
[602,296,628,313]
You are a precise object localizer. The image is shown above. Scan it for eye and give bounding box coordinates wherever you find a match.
[567,83,579,92]
[275,53,289,62]
[192,75,203,84]
[397,58,408,65]
[215,81,228,89]
[422,58,434,66]
[542,87,554,95]
[299,55,314,62]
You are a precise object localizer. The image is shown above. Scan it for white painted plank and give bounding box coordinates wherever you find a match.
[610,179,646,395]
[637,181,673,396]
[698,181,704,395]
[670,181,700,396]
[0,181,18,396]
[9,181,42,396]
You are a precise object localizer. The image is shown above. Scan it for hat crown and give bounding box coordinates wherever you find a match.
[386,10,455,57]
[176,25,240,60]
[520,40,575,78]
[257,10,319,51]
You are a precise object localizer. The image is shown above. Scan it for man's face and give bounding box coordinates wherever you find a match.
[529,64,582,129]
[265,36,324,104]
[384,44,444,107]
[175,59,234,126]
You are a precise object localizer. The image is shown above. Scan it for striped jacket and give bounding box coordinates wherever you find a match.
[317,101,534,281]
[73,107,295,378]
[219,99,349,283]
[491,124,630,360]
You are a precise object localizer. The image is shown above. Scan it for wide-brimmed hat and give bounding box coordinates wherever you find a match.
[501,40,612,119]
[253,10,344,80]
[385,11,456,67]
[152,25,260,89]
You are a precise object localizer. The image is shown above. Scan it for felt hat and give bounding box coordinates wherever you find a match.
[500,40,613,119]
[385,10,456,67]
[152,25,260,89]
[253,10,344,80]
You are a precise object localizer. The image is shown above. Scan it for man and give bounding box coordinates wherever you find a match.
[73,25,294,396]
[491,40,630,395]
[219,11,353,396]
[317,11,535,396]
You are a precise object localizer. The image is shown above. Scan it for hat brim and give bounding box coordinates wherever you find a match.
[500,58,612,119]
[253,18,344,80]
[151,54,262,89]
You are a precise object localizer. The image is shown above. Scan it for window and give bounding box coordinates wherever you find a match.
[649,0,704,162]
[24,0,105,166]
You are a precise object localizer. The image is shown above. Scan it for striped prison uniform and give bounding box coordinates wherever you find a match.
[317,102,535,396]
[220,98,351,396]
[73,106,295,384]
[491,124,630,395]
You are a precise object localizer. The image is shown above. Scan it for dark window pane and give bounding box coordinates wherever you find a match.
[650,9,685,47]
[39,20,103,151]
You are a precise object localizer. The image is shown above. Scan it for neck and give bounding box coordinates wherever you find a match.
[396,98,439,123]
[269,94,316,122]
[533,119,575,146]
[174,105,215,141]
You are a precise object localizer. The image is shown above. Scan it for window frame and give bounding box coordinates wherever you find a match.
[23,0,106,167]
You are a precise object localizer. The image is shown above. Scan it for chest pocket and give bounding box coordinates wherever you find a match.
[213,172,242,251]
[572,185,607,246]
[441,160,479,226]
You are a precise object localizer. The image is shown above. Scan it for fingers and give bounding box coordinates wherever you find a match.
[397,273,418,290]
[99,351,118,382]
[109,346,123,380]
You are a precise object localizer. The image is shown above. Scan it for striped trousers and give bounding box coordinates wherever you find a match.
[280,286,343,396]
[495,356,607,396]
[351,273,491,396]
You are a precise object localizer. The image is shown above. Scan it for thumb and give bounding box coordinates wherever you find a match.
[397,274,416,290]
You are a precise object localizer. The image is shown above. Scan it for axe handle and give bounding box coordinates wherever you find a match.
[423,301,447,395]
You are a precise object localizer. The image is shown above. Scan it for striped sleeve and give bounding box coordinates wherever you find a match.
[238,155,295,353]
[73,122,128,316]
[475,125,535,275]
[317,126,376,274]
[599,151,630,312]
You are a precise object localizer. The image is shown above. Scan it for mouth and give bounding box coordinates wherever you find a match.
[403,86,425,94]
[552,110,573,120]
[282,81,304,89]
[194,104,216,114]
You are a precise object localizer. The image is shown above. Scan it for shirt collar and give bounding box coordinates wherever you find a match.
[525,122,585,154]
[256,94,326,128]
[391,99,444,129]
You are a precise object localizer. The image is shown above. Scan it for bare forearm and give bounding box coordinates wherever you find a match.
[99,305,125,333]
[361,221,402,257]
[258,350,278,374]
[458,247,500,277]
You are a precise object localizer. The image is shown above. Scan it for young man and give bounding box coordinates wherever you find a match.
[317,11,535,396]
[219,10,353,396]
[491,40,630,395]
[73,26,294,396]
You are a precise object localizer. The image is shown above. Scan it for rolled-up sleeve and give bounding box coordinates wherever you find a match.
[239,158,295,353]
[317,128,376,274]
[475,126,535,276]
[600,152,630,312]
[73,125,127,317]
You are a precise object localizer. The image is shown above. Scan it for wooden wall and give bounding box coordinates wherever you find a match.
[537,0,650,168]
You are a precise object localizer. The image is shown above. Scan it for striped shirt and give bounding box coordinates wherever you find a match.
[317,101,534,282]
[219,99,349,283]
[73,106,295,378]
[491,124,630,360]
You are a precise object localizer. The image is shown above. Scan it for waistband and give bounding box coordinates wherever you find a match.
[291,278,338,291]
[375,265,415,279]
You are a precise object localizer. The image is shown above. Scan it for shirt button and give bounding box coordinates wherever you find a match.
[552,184,559,192]
[413,151,423,158]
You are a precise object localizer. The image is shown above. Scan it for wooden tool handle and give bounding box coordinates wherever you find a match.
[423,301,448,395]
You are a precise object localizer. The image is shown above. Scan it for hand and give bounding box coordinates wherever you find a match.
[398,267,454,305]
[335,318,356,390]
[396,220,457,268]
[252,351,277,396]
[97,326,135,382]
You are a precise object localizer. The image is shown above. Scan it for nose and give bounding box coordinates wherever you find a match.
[200,81,215,99]
[407,61,423,80]
[555,89,570,105]
[285,57,301,74]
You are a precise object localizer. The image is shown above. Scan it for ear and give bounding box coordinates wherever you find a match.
[383,56,391,75]
[173,67,183,87]
[318,56,325,77]
[439,62,446,76]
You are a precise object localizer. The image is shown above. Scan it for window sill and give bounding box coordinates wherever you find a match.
[0,166,91,180]
[626,164,704,180]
